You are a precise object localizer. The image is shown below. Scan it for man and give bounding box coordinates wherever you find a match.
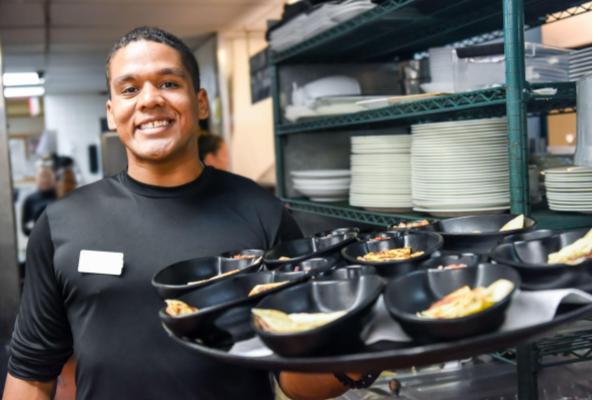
[20,163,56,237]
[198,133,230,171]
[3,27,369,400]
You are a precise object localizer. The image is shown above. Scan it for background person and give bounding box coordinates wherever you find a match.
[198,133,230,171]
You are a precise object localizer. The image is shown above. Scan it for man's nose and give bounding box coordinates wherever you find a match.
[138,82,165,110]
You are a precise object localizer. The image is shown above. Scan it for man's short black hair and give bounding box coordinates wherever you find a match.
[106,26,200,95]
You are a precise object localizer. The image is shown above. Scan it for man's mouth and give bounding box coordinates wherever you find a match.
[136,119,174,132]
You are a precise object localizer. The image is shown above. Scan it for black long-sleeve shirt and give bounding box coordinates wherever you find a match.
[9,167,302,399]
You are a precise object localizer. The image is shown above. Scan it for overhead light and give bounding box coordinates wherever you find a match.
[4,86,45,98]
[3,72,44,87]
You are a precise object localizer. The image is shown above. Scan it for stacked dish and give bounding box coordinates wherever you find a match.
[569,46,592,81]
[544,166,591,213]
[291,169,351,202]
[349,135,412,212]
[411,118,510,217]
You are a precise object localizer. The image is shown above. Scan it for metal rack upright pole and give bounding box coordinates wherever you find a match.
[270,62,286,198]
[503,0,530,215]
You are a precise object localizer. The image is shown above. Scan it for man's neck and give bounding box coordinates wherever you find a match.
[126,155,204,187]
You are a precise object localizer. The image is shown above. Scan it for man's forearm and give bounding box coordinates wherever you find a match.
[2,373,54,400]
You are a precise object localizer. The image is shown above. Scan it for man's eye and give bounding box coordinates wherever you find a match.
[161,81,179,89]
[121,86,138,94]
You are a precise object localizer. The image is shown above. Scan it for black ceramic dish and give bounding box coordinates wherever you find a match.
[220,249,265,263]
[386,219,436,232]
[275,256,338,275]
[158,271,309,346]
[502,229,555,244]
[152,256,262,298]
[252,276,384,357]
[358,231,401,242]
[432,214,536,254]
[264,233,357,270]
[342,232,444,279]
[418,251,481,270]
[314,227,360,239]
[320,265,377,280]
[384,263,520,342]
[491,228,591,291]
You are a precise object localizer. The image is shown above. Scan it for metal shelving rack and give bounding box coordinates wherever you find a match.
[268,1,592,398]
[270,0,592,230]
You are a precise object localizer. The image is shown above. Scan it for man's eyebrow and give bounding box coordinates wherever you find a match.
[112,68,188,85]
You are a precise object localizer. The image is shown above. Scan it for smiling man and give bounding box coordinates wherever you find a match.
[3,27,369,400]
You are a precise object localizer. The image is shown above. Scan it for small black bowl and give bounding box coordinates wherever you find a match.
[264,232,357,269]
[491,228,591,290]
[252,275,384,357]
[384,263,520,342]
[275,256,338,275]
[433,214,536,254]
[342,232,444,279]
[502,229,555,244]
[158,271,308,345]
[386,219,436,232]
[152,256,262,298]
[418,251,481,270]
[320,265,377,280]
[220,248,265,263]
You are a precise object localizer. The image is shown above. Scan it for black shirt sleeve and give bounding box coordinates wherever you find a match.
[8,212,73,382]
[274,207,303,243]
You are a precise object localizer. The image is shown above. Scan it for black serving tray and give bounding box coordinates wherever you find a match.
[163,302,590,373]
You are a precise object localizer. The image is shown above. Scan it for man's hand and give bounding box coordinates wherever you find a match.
[278,371,365,400]
[2,374,55,400]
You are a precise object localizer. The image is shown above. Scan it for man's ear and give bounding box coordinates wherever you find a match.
[197,89,209,120]
[106,99,116,131]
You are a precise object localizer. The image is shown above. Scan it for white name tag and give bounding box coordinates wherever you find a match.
[78,250,124,276]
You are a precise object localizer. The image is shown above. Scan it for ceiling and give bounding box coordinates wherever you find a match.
[0,0,283,95]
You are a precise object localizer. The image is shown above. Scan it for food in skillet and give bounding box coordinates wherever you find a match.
[548,229,592,265]
[436,263,467,270]
[417,279,515,319]
[165,299,199,317]
[391,219,430,230]
[278,256,291,261]
[252,308,347,333]
[248,281,289,297]
[232,254,257,260]
[358,247,424,262]
[186,269,240,285]
[499,214,525,232]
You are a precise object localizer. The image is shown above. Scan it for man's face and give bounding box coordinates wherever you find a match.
[106,40,208,164]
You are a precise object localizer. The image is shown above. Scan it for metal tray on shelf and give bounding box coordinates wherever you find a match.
[163,301,591,373]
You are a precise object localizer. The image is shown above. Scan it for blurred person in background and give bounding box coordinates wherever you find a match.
[21,162,56,237]
[197,133,230,171]
[55,167,78,198]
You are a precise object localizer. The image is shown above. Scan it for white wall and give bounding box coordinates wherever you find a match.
[44,94,107,184]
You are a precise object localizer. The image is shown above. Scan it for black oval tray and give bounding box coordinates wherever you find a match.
[163,302,590,373]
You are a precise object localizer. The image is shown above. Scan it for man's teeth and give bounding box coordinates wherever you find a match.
[139,120,170,129]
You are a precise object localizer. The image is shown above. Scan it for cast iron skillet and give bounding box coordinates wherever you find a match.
[491,228,591,291]
[264,232,357,270]
[152,256,262,298]
[252,275,384,357]
[275,256,338,275]
[314,227,361,239]
[358,231,401,242]
[432,214,536,254]
[342,232,443,279]
[158,271,308,346]
[384,263,520,342]
[418,251,481,270]
[502,229,555,244]
[320,265,377,280]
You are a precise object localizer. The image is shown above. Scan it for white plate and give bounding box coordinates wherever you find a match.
[291,170,351,178]
[295,187,349,197]
[293,177,351,185]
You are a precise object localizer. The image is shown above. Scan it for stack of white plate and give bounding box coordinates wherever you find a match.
[545,166,591,213]
[350,135,412,212]
[569,47,592,81]
[411,118,510,217]
[291,170,351,202]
